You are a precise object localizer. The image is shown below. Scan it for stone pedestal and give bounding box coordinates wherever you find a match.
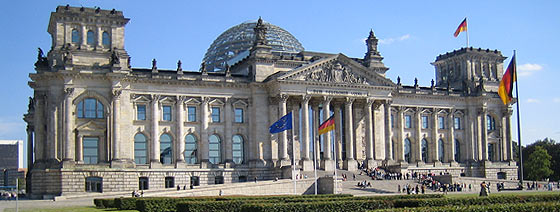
[449,161,459,167]
[322,159,335,172]
[249,159,266,168]
[175,161,188,168]
[150,161,162,168]
[278,159,291,167]
[199,160,210,168]
[224,161,234,168]
[343,159,357,171]
[111,159,134,168]
[433,161,442,167]
[61,160,75,168]
[415,161,425,167]
[300,159,314,171]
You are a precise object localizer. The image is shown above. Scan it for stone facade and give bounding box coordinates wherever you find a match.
[24,6,517,197]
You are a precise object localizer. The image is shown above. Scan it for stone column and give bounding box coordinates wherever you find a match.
[364,99,375,168]
[432,109,439,163]
[150,95,160,166]
[481,108,489,161]
[300,96,313,171]
[111,89,122,163]
[333,103,343,168]
[76,135,83,163]
[96,27,103,49]
[448,110,456,163]
[200,97,210,167]
[312,103,321,163]
[343,98,356,171]
[34,94,45,162]
[384,101,393,161]
[176,96,185,164]
[292,100,300,167]
[397,107,405,162]
[81,25,87,49]
[415,108,422,163]
[224,98,233,166]
[62,88,75,163]
[505,109,513,161]
[26,126,34,168]
[321,96,335,171]
[278,94,290,166]
[46,95,58,163]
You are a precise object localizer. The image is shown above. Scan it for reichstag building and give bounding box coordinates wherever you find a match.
[24,6,517,197]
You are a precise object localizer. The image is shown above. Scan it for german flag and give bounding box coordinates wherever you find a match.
[454,18,467,37]
[318,115,335,135]
[498,54,516,105]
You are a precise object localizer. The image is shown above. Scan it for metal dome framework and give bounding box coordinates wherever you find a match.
[203,21,304,72]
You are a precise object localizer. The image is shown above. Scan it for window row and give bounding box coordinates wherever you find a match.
[404,138,461,163]
[136,105,244,123]
[396,115,462,130]
[134,133,245,165]
[71,29,111,47]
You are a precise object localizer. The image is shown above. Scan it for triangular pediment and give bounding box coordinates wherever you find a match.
[76,120,105,132]
[277,54,394,87]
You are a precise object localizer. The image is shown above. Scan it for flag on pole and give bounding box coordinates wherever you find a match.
[454,18,468,37]
[269,112,293,133]
[498,54,517,105]
[318,115,335,135]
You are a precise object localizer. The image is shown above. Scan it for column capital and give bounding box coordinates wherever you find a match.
[176,95,187,104]
[201,96,210,104]
[366,98,375,107]
[112,89,122,100]
[345,97,355,105]
[503,108,513,116]
[302,95,311,104]
[151,94,161,103]
[64,87,74,98]
[279,94,289,102]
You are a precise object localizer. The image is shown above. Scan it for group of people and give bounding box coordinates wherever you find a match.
[1,191,18,200]
[526,181,560,191]
[398,184,426,194]
[356,180,372,188]
[131,190,143,197]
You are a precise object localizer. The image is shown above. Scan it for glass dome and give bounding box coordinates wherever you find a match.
[203,20,304,72]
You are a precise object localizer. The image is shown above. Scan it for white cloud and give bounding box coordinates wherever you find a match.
[526,98,540,103]
[553,98,560,103]
[379,34,411,45]
[517,63,543,77]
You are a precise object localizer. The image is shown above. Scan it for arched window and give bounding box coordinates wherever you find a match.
[102,31,110,47]
[77,98,104,119]
[209,135,221,164]
[87,30,95,45]
[421,139,428,163]
[134,134,147,164]
[487,115,496,131]
[160,134,173,164]
[455,139,461,162]
[72,29,80,43]
[184,134,197,164]
[438,139,445,162]
[232,135,244,164]
[404,138,411,163]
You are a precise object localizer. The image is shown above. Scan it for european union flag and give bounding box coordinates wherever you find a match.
[269,112,293,134]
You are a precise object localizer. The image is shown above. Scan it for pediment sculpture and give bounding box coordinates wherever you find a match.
[304,62,368,84]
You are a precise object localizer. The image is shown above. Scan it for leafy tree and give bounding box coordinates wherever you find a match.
[522,138,560,181]
[525,146,553,181]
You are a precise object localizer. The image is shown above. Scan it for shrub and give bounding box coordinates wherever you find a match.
[94,198,116,208]
[177,201,249,212]
[242,200,393,212]
[115,197,139,210]
[374,201,560,212]
[392,193,560,208]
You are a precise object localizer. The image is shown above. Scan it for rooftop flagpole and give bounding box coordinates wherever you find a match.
[313,134,318,195]
[466,17,469,48]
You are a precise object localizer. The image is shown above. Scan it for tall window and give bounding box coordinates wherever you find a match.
[209,135,221,164]
[232,135,244,164]
[187,106,196,122]
[211,107,220,122]
[185,134,197,164]
[404,115,412,128]
[234,108,243,123]
[455,139,461,162]
[454,117,461,130]
[83,137,99,164]
[487,115,496,131]
[190,176,200,186]
[87,30,95,45]
[85,177,102,192]
[488,143,495,161]
[160,134,173,164]
[134,134,147,164]
[72,29,80,43]
[421,116,428,129]
[77,98,104,119]
[139,177,149,190]
[438,139,445,162]
[391,114,394,128]
[165,177,174,188]
[421,139,428,163]
[162,106,172,121]
[438,116,445,129]
[102,31,110,47]
[137,105,146,120]
[404,138,411,163]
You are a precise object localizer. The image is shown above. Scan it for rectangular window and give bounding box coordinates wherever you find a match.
[234,108,243,123]
[187,106,197,122]
[83,137,99,164]
[439,116,445,129]
[454,117,461,130]
[163,106,172,121]
[404,115,412,129]
[211,107,220,123]
[421,116,429,129]
[137,105,146,120]
[391,114,394,128]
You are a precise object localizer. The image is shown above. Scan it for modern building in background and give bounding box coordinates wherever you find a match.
[0,140,25,188]
[24,6,517,198]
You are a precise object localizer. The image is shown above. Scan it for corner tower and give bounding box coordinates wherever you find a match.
[44,5,130,72]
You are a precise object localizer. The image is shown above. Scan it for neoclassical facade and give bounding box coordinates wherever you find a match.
[24,6,517,197]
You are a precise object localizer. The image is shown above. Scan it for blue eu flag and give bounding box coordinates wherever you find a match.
[269,112,293,134]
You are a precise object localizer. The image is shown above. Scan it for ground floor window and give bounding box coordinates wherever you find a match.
[85,177,102,192]
[497,172,507,179]
[215,176,224,184]
[238,176,247,182]
[165,177,174,188]
[191,176,200,186]
[139,177,149,190]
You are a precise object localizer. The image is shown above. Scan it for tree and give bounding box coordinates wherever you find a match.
[525,146,553,181]
[522,138,560,181]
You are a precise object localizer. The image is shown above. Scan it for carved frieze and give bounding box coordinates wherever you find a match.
[304,61,369,84]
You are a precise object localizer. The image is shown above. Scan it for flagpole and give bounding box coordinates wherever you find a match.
[465,17,469,48]
[293,136,297,195]
[313,134,318,195]
[333,130,338,194]
[513,50,524,188]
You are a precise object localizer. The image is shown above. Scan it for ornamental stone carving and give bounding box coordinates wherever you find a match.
[305,62,368,84]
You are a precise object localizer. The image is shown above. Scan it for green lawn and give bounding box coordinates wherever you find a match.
[3,207,138,212]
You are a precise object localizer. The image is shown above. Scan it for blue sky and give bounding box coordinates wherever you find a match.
[1,1,559,166]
